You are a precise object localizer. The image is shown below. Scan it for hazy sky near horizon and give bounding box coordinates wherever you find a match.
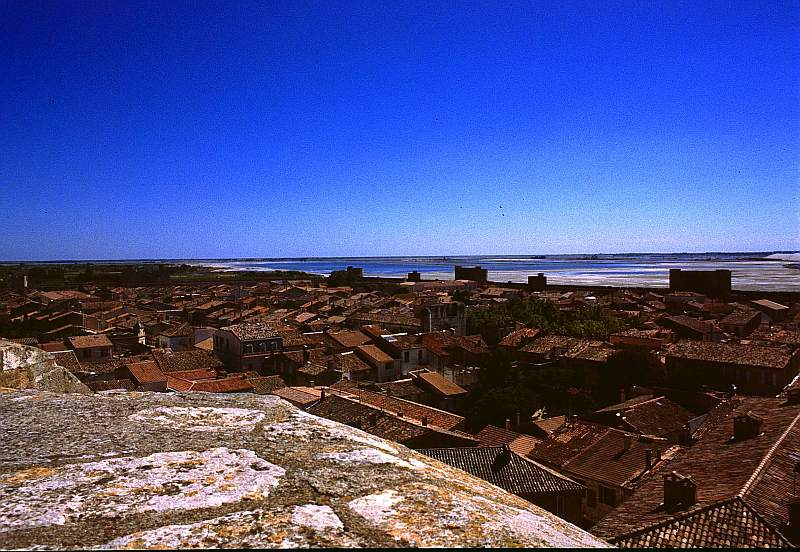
[1,1,799,260]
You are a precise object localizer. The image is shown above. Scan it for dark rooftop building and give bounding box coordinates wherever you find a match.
[665,340,800,395]
[669,269,731,299]
[454,265,488,283]
[591,395,800,547]
[419,446,585,525]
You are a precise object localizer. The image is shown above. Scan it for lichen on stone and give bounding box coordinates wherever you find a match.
[0,385,610,549]
[129,406,266,432]
[0,448,284,532]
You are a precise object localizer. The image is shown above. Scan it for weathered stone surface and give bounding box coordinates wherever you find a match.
[0,341,89,394]
[0,389,610,548]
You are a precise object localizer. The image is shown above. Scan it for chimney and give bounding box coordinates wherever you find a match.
[320,388,326,400]
[515,410,521,428]
[734,411,764,440]
[303,345,310,363]
[788,500,800,531]
[622,433,632,451]
[397,411,403,418]
[663,471,696,509]
[655,449,662,462]
[492,444,512,471]
[620,388,627,403]
[645,449,652,471]
[505,418,512,430]
[421,416,428,426]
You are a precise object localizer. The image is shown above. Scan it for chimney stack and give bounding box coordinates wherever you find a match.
[421,416,428,426]
[645,449,652,471]
[303,345,310,363]
[788,500,800,531]
[663,471,697,509]
[623,433,632,451]
[734,411,764,440]
[505,418,512,430]
[515,411,521,428]
[320,388,326,400]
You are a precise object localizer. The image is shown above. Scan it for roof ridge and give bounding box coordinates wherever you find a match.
[608,496,791,546]
[739,407,800,498]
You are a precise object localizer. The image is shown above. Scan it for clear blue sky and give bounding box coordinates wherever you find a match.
[1,1,798,260]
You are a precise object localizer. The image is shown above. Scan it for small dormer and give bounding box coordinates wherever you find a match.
[733,411,764,440]
[663,471,697,509]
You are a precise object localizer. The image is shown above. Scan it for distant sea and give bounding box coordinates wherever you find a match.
[196,252,800,292]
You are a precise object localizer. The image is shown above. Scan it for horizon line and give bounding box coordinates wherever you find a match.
[1,249,798,264]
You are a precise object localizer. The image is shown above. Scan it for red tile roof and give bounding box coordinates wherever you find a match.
[68,334,113,349]
[126,360,166,385]
[327,330,371,349]
[592,396,800,545]
[665,340,796,369]
[415,371,467,397]
[610,497,791,548]
[331,387,464,431]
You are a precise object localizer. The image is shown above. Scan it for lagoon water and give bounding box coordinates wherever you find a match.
[202,252,800,291]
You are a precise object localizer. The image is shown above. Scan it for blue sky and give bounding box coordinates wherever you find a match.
[1,0,798,260]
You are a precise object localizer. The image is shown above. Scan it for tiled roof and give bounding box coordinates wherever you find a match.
[598,396,697,439]
[68,334,113,349]
[271,386,321,407]
[38,341,69,352]
[665,340,795,369]
[330,352,373,373]
[50,351,82,374]
[719,310,761,326]
[751,299,789,311]
[297,361,333,377]
[167,368,218,380]
[190,377,254,393]
[159,322,194,337]
[327,330,371,349]
[415,371,467,397]
[332,387,464,431]
[662,315,713,335]
[520,335,585,355]
[419,446,584,497]
[221,322,279,340]
[591,396,800,544]
[307,394,477,448]
[532,415,566,436]
[564,343,616,362]
[87,379,136,392]
[562,430,676,489]
[152,349,224,373]
[374,379,425,399]
[529,420,611,468]
[474,425,542,456]
[356,344,394,364]
[79,358,127,374]
[610,497,791,548]
[7,337,38,346]
[247,375,286,395]
[126,360,166,385]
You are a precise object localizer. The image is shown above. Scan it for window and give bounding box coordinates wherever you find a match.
[599,486,617,507]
